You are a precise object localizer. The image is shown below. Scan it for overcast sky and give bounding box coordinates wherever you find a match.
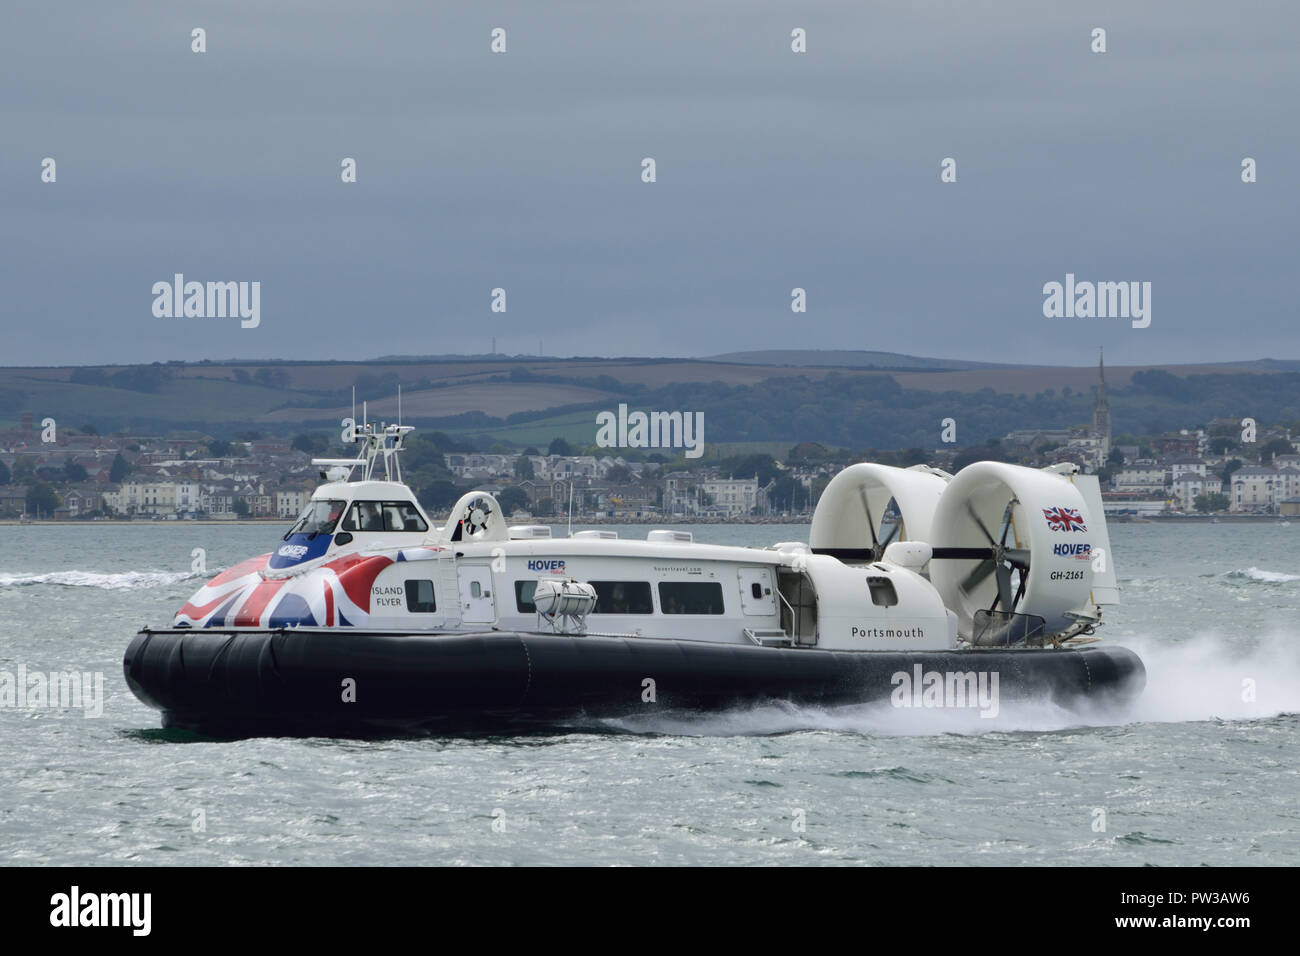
[2,1,1296,369]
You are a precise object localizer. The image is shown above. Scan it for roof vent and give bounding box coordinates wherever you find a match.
[647,529,693,543]
[508,525,552,539]
[573,529,618,539]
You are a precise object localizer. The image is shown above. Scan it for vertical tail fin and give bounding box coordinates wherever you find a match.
[1073,473,1120,605]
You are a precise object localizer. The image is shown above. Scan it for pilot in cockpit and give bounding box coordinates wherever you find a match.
[358,502,384,532]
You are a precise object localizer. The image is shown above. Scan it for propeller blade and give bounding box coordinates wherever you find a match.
[961,559,997,593]
[858,487,879,548]
[994,562,1014,611]
[967,502,998,549]
[1011,569,1028,611]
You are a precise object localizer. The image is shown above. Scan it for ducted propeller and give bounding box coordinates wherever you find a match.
[858,487,901,562]
[932,501,1029,614]
[465,499,492,534]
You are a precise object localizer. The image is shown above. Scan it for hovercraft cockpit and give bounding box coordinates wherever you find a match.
[269,422,433,574]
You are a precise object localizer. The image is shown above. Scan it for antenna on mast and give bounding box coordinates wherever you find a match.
[567,481,574,538]
[351,387,357,442]
[398,384,402,426]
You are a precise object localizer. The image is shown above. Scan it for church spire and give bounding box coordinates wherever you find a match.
[1093,348,1111,459]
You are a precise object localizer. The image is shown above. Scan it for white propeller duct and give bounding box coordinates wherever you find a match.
[437,491,508,544]
[929,462,1098,639]
[809,463,948,562]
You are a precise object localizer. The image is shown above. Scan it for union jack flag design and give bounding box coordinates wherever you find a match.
[1041,506,1087,533]
[173,547,443,629]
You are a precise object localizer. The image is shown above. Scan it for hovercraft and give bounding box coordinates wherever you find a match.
[124,422,1145,736]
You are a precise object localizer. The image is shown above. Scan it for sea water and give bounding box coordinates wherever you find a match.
[1,522,1297,865]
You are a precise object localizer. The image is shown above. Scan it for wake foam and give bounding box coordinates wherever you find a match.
[0,569,202,590]
[1117,631,1300,725]
[1224,567,1300,584]
[586,632,1300,737]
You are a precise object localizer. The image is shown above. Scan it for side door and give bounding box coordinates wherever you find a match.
[738,566,777,616]
[456,565,497,624]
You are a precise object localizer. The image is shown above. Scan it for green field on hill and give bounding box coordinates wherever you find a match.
[2,354,1296,449]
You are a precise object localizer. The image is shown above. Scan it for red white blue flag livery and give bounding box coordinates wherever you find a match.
[1042,506,1087,533]
[173,547,444,629]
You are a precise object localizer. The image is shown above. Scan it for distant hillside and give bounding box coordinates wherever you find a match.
[708,349,1300,373]
[1,355,1296,448]
[706,349,1017,370]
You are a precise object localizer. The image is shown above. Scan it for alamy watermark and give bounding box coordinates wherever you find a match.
[595,403,704,458]
[1,665,104,717]
[50,887,150,936]
[890,665,999,718]
[1042,273,1150,328]
[152,274,260,328]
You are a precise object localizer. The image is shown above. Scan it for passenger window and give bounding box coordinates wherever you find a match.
[658,581,725,615]
[590,581,653,614]
[515,580,538,612]
[404,579,437,613]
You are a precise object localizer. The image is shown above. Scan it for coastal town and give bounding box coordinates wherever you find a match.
[3,377,1297,524]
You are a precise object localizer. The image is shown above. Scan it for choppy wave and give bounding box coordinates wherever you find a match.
[591,631,1300,737]
[0,570,202,591]
[1224,567,1300,583]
